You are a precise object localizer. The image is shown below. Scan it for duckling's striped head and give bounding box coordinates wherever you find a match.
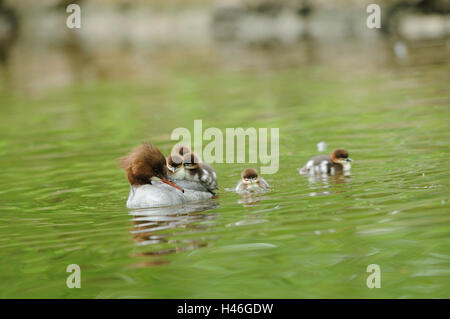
[331,148,353,165]
[241,168,259,184]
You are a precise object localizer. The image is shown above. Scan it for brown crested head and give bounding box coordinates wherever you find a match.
[241,168,259,180]
[167,154,183,169]
[183,152,200,169]
[172,145,191,157]
[331,148,350,163]
[118,143,168,185]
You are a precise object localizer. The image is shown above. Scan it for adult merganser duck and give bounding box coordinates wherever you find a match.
[299,148,353,175]
[119,143,213,209]
[235,168,270,193]
[181,152,218,195]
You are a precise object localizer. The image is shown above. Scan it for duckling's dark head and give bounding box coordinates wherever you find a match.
[241,168,259,183]
[331,148,352,164]
[167,154,183,172]
[173,145,191,157]
[183,152,200,170]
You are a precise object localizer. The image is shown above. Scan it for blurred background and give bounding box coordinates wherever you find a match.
[0,0,448,93]
[0,0,449,298]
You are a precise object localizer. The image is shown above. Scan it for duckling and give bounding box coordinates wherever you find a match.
[166,154,185,180]
[299,148,353,175]
[172,144,191,157]
[235,168,269,193]
[182,152,218,195]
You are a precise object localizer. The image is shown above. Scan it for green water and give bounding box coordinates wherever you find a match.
[0,41,449,298]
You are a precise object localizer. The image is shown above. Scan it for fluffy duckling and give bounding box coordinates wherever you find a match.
[299,148,353,175]
[183,152,218,195]
[172,144,191,157]
[166,154,185,180]
[235,168,269,193]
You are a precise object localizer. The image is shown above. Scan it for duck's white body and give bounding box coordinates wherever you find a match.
[126,181,213,209]
[174,180,213,193]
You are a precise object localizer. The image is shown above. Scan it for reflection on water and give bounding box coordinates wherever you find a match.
[304,173,351,197]
[238,193,272,206]
[305,172,350,184]
[0,1,19,58]
[0,1,448,94]
[2,15,449,95]
[129,200,219,267]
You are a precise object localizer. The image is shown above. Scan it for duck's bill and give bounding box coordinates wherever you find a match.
[162,178,184,193]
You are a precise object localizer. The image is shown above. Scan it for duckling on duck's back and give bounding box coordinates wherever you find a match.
[182,152,218,195]
[166,154,185,180]
[172,144,191,157]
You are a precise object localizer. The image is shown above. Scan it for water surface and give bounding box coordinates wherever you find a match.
[0,39,449,298]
